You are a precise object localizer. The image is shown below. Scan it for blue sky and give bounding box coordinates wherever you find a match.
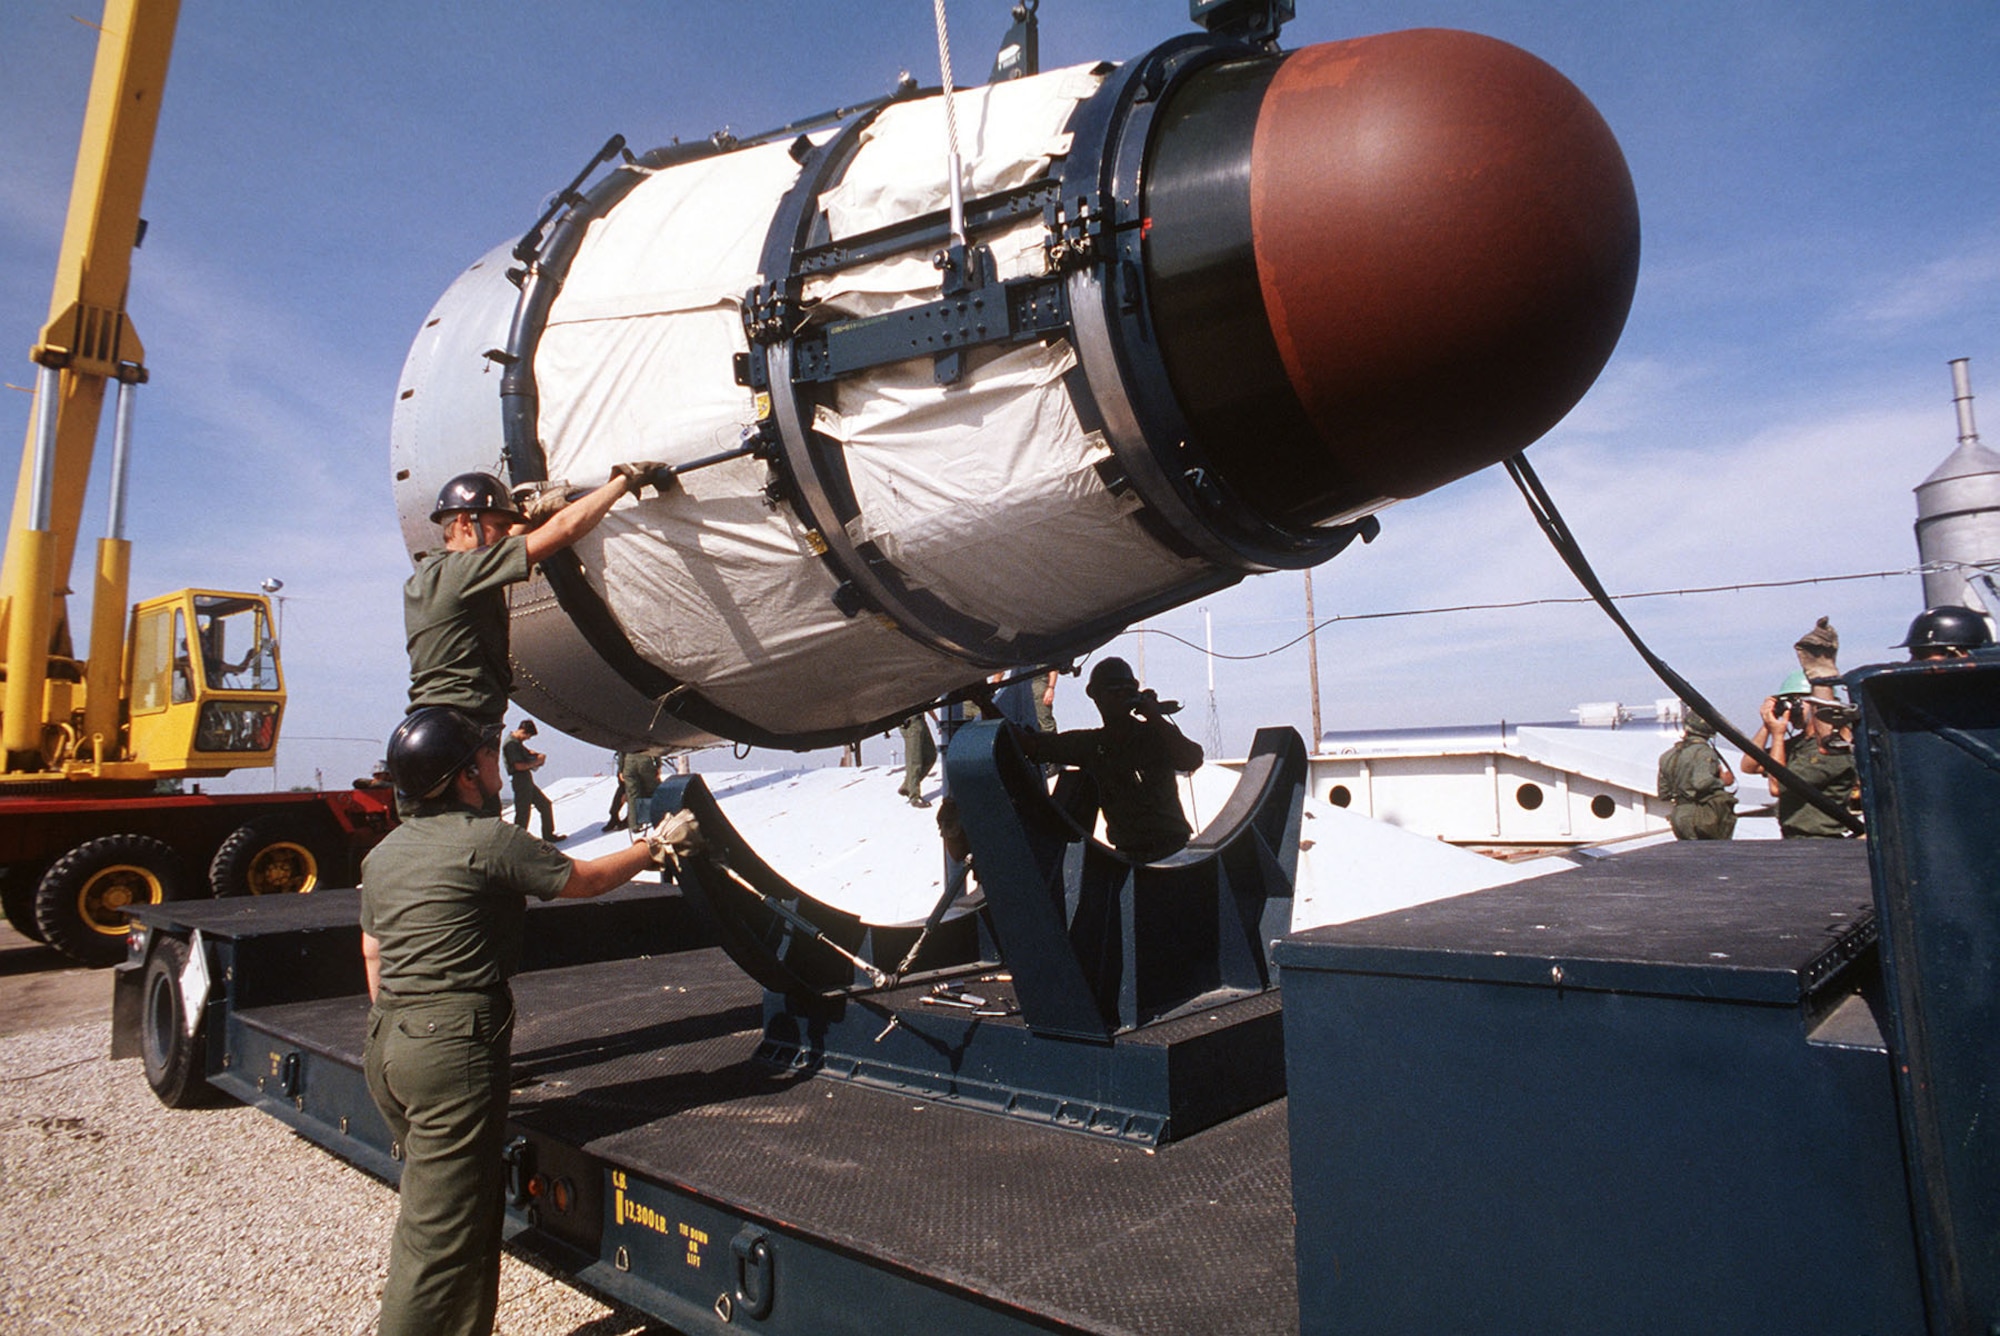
[3,1,1997,788]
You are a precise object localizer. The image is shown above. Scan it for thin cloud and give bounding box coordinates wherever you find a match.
[1848,234,2000,332]
[1549,355,1710,437]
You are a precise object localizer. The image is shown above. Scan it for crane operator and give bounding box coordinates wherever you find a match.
[360,706,699,1336]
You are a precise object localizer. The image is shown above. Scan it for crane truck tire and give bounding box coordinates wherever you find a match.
[140,933,218,1108]
[35,835,187,967]
[208,816,332,897]
[1,861,51,943]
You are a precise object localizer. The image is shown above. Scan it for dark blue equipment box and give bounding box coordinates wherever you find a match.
[1275,839,1923,1335]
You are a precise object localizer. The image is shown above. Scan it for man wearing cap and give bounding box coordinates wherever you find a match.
[405,465,667,726]
[1656,709,1736,840]
[360,706,699,1336]
[1015,657,1205,862]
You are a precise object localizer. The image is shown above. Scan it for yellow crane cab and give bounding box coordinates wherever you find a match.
[119,589,282,778]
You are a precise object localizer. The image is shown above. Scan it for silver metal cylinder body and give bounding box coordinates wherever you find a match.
[1916,361,2000,619]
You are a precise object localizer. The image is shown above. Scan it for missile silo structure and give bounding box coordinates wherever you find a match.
[391,25,1641,752]
[1915,359,2000,625]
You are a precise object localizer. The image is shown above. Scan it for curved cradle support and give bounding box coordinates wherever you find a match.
[660,722,1305,1047]
[655,773,985,1000]
[945,720,1305,1040]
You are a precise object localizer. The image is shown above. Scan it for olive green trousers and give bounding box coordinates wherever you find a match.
[363,990,514,1336]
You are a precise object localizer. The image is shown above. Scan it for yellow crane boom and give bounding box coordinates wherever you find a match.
[2,0,283,782]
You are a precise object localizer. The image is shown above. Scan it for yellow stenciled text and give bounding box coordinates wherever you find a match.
[611,1183,673,1239]
[679,1221,708,1268]
[610,1180,707,1269]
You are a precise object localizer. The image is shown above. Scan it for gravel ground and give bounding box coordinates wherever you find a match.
[0,1020,669,1336]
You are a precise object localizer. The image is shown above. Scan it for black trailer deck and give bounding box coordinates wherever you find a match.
[121,884,1295,1335]
[120,840,1897,1336]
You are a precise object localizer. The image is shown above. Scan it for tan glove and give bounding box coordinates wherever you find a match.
[512,481,573,523]
[639,809,703,868]
[611,461,679,496]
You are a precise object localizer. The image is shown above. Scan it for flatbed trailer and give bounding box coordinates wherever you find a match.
[109,658,2000,1334]
[114,882,1295,1335]
[104,843,1910,1335]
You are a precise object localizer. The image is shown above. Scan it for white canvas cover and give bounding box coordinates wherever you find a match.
[530,63,1203,740]
[816,63,1108,240]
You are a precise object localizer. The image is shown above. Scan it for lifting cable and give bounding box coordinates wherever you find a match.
[933,0,968,249]
[1503,453,1864,836]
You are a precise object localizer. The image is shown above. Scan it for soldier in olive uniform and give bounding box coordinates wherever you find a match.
[1764,696,1860,838]
[404,466,665,725]
[619,749,664,828]
[1656,710,1736,840]
[361,707,698,1336]
[897,712,937,808]
[502,719,562,842]
[1015,657,1204,862]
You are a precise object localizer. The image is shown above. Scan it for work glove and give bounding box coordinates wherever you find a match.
[611,460,679,496]
[511,480,573,523]
[639,809,703,868]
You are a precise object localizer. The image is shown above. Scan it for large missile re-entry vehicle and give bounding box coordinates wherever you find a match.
[392,9,1639,751]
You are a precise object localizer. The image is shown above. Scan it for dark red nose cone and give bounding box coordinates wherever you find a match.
[1251,29,1641,506]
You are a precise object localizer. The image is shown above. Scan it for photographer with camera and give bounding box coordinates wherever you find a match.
[1740,671,1859,838]
[1740,671,1809,776]
[1014,656,1205,862]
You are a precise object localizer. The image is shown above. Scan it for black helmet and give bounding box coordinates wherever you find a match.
[429,471,522,523]
[1896,606,1993,652]
[1086,656,1140,700]
[388,707,496,801]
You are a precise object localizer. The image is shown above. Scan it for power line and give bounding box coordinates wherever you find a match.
[1138,563,1934,662]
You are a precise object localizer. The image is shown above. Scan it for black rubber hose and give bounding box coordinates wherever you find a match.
[1505,454,1864,836]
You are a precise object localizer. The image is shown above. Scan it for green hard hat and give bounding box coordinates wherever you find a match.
[1775,670,1809,697]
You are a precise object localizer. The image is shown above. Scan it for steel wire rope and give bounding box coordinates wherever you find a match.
[1132,564,1943,660]
[934,0,967,247]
